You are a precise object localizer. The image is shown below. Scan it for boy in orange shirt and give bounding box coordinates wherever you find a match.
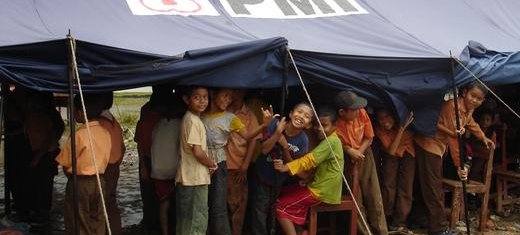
[55,95,112,235]
[414,82,494,235]
[374,109,414,234]
[334,91,387,235]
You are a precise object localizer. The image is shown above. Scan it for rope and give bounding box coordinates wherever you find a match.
[286,47,373,235]
[68,37,112,235]
[452,56,520,120]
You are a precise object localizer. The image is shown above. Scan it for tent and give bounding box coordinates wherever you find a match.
[1,0,520,135]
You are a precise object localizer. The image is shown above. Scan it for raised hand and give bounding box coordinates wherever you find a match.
[261,105,278,125]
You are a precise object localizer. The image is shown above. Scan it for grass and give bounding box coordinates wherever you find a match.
[114,92,150,106]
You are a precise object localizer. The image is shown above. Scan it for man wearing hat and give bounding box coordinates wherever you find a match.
[334,91,388,235]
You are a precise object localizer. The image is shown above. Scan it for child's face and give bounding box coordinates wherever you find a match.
[184,88,208,114]
[462,87,485,111]
[479,114,493,129]
[376,110,395,131]
[289,105,313,129]
[338,108,359,121]
[213,89,233,111]
[314,116,336,140]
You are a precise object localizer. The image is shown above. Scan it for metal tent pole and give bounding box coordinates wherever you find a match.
[66,34,80,235]
[450,54,471,235]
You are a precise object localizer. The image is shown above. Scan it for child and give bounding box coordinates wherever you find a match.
[251,102,313,235]
[226,89,262,235]
[374,109,414,234]
[273,107,344,235]
[175,86,216,235]
[202,88,273,235]
[134,87,168,231]
[98,92,126,235]
[414,81,495,235]
[334,90,388,235]
[55,94,111,235]
[468,110,497,182]
[150,92,184,235]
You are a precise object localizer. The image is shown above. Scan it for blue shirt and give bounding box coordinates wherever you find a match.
[255,119,308,186]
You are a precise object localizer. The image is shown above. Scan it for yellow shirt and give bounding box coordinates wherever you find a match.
[176,111,211,186]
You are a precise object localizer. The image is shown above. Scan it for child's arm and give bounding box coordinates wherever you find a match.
[466,116,496,149]
[388,112,414,156]
[261,118,287,154]
[237,106,275,140]
[273,154,316,175]
[192,145,218,171]
[277,135,294,162]
[437,123,458,137]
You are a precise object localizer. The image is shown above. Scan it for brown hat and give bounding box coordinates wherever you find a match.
[334,91,367,110]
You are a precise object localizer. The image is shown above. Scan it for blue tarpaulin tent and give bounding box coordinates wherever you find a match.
[1,0,520,135]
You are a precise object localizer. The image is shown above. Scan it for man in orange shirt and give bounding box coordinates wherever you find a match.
[334,91,388,235]
[56,95,112,235]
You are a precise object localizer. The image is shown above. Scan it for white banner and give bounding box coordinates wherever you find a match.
[126,0,219,16]
[219,0,367,19]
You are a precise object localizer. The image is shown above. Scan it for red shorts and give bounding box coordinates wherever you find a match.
[153,179,175,201]
[275,185,320,225]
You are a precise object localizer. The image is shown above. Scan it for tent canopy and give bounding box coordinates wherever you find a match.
[1,0,520,136]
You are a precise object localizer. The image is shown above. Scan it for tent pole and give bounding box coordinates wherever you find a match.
[0,83,10,216]
[67,34,80,235]
[450,54,471,235]
[280,47,289,115]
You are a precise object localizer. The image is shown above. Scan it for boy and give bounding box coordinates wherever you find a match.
[99,92,125,235]
[226,89,262,235]
[55,94,111,235]
[414,82,494,235]
[175,86,217,235]
[273,107,344,235]
[150,92,184,235]
[374,109,414,234]
[251,103,313,235]
[203,88,272,235]
[334,91,388,235]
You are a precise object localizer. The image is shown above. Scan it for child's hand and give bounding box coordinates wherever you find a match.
[346,148,365,161]
[261,105,278,125]
[276,117,287,134]
[403,112,414,129]
[273,159,289,172]
[457,166,469,181]
[209,161,218,175]
[483,137,496,150]
[455,127,466,136]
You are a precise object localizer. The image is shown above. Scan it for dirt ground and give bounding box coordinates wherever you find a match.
[0,147,519,234]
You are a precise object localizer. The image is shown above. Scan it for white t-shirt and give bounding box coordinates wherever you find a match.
[150,117,181,180]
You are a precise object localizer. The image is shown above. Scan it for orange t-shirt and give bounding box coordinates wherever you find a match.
[415,98,485,167]
[226,104,261,170]
[374,126,415,158]
[99,112,126,164]
[336,108,374,150]
[55,121,112,175]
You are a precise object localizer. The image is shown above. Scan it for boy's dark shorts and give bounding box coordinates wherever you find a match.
[153,179,175,202]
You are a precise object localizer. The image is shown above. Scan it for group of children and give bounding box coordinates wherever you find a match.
[51,80,496,235]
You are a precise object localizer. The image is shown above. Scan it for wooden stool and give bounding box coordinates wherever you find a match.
[308,162,359,235]
[309,195,358,235]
